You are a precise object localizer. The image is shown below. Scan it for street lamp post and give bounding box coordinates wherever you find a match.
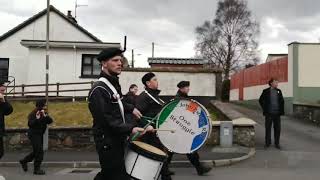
[131,49,134,68]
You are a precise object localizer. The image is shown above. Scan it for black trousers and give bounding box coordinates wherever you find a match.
[265,115,281,146]
[21,134,44,170]
[140,132,171,180]
[167,151,201,169]
[0,136,4,159]
[94,140,130,180]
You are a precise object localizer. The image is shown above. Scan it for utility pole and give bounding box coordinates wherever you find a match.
[46,0,50,106]
[44,0,50,152]
[131,49,134,68]
[152,42,154,58]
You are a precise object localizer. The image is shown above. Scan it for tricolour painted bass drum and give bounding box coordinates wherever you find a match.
[156,98,212,154]
[125,141,167,180]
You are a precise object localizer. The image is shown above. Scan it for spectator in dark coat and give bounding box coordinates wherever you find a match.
[259,78,284,149]
[123,84,138,106]
[0,81,13,160]
[19,99,53,175]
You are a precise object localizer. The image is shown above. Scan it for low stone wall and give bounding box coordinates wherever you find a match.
[232,126,255,147]
[206,125,255,147]
[4,123,255,151]
[3,128,95,151]
[4,99,257,150]
[208,100,256,147]
[293,103,320,124]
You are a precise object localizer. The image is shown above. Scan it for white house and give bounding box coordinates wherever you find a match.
[0,6,122,96]
[0,6,220,100]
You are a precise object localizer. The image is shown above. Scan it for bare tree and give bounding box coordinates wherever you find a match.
[195,0,259,79]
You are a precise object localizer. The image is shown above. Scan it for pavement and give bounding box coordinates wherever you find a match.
[2,103,320,179]
[0,145,253,168]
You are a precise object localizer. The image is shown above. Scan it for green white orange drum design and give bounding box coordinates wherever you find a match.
[157,99,212,154]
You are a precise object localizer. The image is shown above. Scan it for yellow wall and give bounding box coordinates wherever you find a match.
[298,44,320,87]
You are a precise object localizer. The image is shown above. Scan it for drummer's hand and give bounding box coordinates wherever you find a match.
[132,108,142,119]
[132,127,146,136]
[0,93,4,102]
[145,125,155,133]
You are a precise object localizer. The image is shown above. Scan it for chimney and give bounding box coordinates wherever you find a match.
[67,10,72,18]
[66,10,77,23]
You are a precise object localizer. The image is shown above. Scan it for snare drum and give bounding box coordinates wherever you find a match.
[157,99,212,154]
[125,141,167,180]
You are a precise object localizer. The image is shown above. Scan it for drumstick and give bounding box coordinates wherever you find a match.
[155,129,176,133]
[141,116,154,120]
[131,115,158,141]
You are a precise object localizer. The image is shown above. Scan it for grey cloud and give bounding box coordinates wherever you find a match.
[2,0,320,65]
[249,0,320,20]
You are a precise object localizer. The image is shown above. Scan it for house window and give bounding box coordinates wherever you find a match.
[0,58,9,82]
[81,54,101,78]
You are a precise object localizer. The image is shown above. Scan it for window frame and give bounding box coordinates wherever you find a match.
[0,58,9,82]
[80,54,100,78]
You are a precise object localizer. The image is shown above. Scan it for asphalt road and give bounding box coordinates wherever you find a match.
[1,104,320,180]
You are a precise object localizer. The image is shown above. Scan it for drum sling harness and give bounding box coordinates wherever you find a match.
[99,77,126,124]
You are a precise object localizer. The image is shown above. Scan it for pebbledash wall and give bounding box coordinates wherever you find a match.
[230,42,320,115]
[120,68,221,106]
[10,67,221,105]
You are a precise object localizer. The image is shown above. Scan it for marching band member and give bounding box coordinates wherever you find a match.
[136,72,172,180]
[88,48,153,180]
[167,81,212,176]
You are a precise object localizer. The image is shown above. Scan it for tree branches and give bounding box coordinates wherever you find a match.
[195,0,260,79]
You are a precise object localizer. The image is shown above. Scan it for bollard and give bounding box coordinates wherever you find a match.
[43,127,49,151]
[220,121,233,147]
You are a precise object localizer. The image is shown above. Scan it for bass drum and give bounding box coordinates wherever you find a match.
[156,98,212,154]
[125,141,167,180]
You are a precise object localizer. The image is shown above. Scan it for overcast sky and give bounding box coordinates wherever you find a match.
[1,0,320,67]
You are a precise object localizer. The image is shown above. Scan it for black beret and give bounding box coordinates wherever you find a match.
[96,48,123,62]
[36,99,46,108]
[177,81,190,88]
[142,72,156,85]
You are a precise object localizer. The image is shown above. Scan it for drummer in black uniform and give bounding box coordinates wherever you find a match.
[88,48,153,180]
[135,72,172,180]
[167,81,212,176]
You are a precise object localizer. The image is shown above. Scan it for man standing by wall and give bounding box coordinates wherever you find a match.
[259,78,284,149]
[0,81,13,160]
